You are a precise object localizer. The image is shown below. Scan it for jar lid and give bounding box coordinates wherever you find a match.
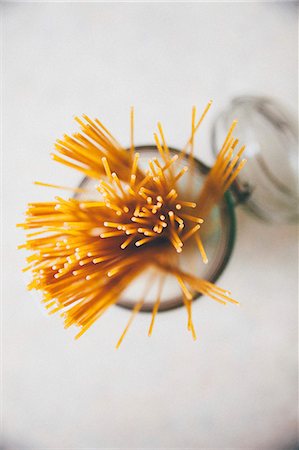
[211,96,298,223]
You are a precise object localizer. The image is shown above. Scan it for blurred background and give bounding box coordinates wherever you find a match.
[2,2,298,449]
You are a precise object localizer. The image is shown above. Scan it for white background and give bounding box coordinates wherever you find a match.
[2,2,298,449]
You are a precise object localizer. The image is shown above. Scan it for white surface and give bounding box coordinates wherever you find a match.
[2,2,298,449]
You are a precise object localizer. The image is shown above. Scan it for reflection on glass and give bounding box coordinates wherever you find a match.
[212,96,299,223]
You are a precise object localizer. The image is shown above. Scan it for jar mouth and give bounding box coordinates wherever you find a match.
[76,145,236,313]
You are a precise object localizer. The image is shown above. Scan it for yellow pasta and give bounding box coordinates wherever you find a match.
[18,103,246,346]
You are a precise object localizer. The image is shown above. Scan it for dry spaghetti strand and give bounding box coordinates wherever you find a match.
[116,273,155,348]
[148,274,165,336]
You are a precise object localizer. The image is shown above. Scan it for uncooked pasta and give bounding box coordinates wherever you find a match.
[18,102,246,346]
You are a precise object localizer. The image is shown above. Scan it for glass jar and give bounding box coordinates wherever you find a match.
[212,96,299,223]
[75,146,236,311]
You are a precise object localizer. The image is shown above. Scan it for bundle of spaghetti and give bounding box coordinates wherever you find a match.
[18,143,208,339]
[18,102,246,345]
[150,256,239,340]
[19,198,155,338]
[196,120,247,218]
[154,257,239,306]
[51,113,144,183]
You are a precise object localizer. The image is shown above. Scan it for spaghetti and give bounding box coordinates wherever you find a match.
[18,103,246,346]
